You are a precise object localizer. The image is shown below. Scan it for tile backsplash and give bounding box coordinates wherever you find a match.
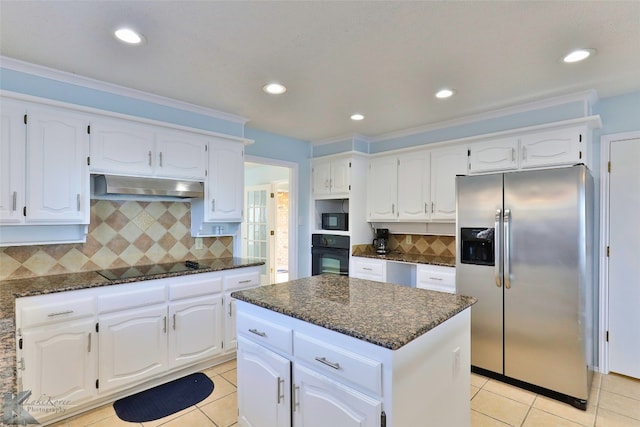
[0,200,233,281]
[353,234,455,257]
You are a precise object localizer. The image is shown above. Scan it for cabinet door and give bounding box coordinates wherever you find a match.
[89,117,155,176]
[0,100,26,224]
[520,128,583,169]
[20,318,97,411]
[430,146,468,221]
[293,364,381,427]
[155,130,208,180]
[350,257,386,282]
[207,138,244,222]
[367,156,397,221]
[312,160,332,196]
[330,158,351,194]
[397,150,430,221]
[168,294,223,369]
[98,305,168,393]
[237,336,291,427]
[26,106,89,223]
[469,138,518,173]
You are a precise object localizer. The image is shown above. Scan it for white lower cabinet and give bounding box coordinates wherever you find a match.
[237,336,291,427]
[416,265,456,293]
[293,364,381,427]
[98,304,168,394]
[349,257,386,282]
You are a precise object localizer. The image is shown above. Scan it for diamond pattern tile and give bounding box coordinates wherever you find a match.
[0,200,234,280]
[387,234,456,257]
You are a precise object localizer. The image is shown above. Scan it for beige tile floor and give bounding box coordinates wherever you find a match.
[50,361,640,427]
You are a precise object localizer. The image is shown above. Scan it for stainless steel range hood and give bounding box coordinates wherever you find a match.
[93,175,204,198]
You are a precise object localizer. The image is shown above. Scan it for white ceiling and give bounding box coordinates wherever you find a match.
[1,1,639,142]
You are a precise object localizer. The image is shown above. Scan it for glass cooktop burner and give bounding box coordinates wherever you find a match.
[97,260,203,280]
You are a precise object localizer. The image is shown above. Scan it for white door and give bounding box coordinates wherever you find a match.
[430,146,468,220]
[293,364,381,427]
[98,305,168,393]
[155,130,208,180]
[367,156,397,221]
[397,150,430,221]
[244,185,271,285]
[208,138,244,221]
[608,137,640,379]
[312,160,332,196]
[0,99,26,224]
[168,295,223,369]
[237,336,291,427]
[330,158,351,194]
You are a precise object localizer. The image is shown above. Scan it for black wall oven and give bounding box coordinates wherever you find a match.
[311,234,350,276]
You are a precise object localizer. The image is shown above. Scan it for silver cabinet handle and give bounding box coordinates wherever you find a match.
[424,202,427,214]
[248,328,266,337]
[293,385,300,411]
[211,199,216,212]
[431,202,435,213]
[159,151,163,167]
[391,203,395,214]
[315,356,341,370]
[173,313,176,330]
[12,191,17,211]
[87,333,92,353]
[511,148,516,162]
[522,146,527,160]
[504,209,511,289]
[47,310,73,317]
[148,150,152,166]
[239,279,252,284]
[228,301,233,317]
[495,209,502,288]
[277,377,284,404]
[163,316,167,333]
[77,193,81,211]
[428,277,443,281]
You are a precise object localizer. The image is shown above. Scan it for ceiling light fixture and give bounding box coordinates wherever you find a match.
[435,88,455,99]
[263,83,287,95]
[563,48,596,63]
[350,113,365,121]
[114,28,145,45]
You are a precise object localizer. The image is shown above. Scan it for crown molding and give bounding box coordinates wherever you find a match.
[370,89,599,143]
[0,56,249,125]
[311,133,372,146]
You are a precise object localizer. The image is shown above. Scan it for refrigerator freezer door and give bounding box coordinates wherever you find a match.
[503,166,589,400]
[456,173,504,374]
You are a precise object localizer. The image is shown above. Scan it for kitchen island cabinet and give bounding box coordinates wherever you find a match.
[233,275,476,426]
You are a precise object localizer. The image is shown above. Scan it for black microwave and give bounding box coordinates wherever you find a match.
[321,213,348,231]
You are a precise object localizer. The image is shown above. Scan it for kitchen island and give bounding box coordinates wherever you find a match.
[232,274,476,426]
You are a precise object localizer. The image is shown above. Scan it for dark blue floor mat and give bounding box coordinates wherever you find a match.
[113,372,214,422]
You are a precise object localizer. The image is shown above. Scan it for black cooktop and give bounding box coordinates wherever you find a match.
[97,260,203,281]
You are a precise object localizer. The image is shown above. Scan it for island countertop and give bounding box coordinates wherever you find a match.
[231,274,476,350]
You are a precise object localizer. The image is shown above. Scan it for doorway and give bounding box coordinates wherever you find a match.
[600,132,640,379]
[243,159,296,285]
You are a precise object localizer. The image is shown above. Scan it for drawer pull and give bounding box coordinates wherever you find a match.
[239,279,252,284]
[293,385,300,411]
[87,333,92,353]
[173,313,177,330]
[249,328,266,337]
[315,356,341,370]
[47,310,74,317]
[428,277,444,281]
[362,267,373,271]
[163,316,167,333]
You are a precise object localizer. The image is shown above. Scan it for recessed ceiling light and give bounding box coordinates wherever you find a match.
[435,88,455,99]
[350,113,365,121]
[114,28,145,45]
[563,49,596,63]
[263,83,287,95]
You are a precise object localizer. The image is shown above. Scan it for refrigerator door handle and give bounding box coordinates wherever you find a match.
[494,209,503,287]
[504,209,511,289]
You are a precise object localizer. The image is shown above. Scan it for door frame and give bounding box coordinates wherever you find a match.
[244,155,299,281]
[598,130,640,374]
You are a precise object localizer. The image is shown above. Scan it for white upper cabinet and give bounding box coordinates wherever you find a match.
[312,157,351,198]
[0,99,26,224]
[469,137,519,173]
[430,145,468,221]
[367,156,398,221]
[520,127,584,169]
[397,150,431,221]
[90,116,207,180]
[26,104,90,223]
[206,137,244,222]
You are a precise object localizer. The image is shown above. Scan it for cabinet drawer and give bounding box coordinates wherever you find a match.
[237,311,292,355]
[169,274,223,300]
[18,292,96,328]
[416,265,456,293]
[98,283,166,313]
[350,257,386,282]
[224,270,260,291]
[294,333,382,396]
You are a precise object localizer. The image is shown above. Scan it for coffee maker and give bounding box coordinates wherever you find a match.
[373,228,390,254]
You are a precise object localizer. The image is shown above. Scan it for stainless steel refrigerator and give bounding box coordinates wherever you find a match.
[456,164,595,409]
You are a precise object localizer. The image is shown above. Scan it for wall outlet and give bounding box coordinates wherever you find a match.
[406,235,412,245]
[195,237,203,250]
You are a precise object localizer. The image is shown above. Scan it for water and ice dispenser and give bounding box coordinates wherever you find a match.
[460,228,495,266]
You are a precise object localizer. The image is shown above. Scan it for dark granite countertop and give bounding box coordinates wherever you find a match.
[0,257,263,395]
[232,274,475,351]
[353,250,456,267]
